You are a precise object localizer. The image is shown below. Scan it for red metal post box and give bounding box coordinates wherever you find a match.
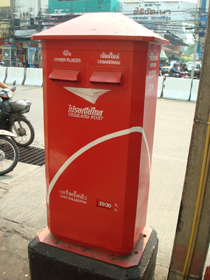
[32,13,168,257]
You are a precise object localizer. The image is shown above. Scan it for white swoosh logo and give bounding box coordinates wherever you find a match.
[64,87,111,104]
[47,126,150,205]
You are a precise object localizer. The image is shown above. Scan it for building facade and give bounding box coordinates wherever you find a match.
[0,0,208,66]
[119,1,197,60]
[48,0,120,14]
[0,0,12,62]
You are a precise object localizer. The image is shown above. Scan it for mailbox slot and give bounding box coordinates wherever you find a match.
[49,69,80,82]
[89,71,123,85]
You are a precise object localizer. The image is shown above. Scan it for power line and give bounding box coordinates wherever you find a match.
[1,2,207,41]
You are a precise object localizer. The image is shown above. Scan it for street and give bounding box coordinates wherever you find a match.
[12,86,45,148]
[0,86,209,279]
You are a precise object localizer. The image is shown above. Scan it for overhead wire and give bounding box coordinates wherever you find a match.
[0,2,208,39]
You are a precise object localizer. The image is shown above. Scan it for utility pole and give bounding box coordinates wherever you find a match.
[37,0,42,32]
[168,1,210,279]
[10,0,15,44]
[10,0,14,24]
[36,0,42,68]
[38,0,41,13]
[189,0,202,100]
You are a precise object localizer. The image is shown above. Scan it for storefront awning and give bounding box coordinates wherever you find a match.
[164,33,189,47]
[160,49,168,60]
[15,29,39,40]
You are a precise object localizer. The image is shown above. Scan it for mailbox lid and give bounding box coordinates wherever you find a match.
[49,69,80,82]
[89,71,124,85]
[31,13,169,45]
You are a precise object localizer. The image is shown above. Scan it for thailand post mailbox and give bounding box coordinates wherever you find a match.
[32,13,168,256]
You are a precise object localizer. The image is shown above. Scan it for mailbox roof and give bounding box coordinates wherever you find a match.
[31,13,168,45]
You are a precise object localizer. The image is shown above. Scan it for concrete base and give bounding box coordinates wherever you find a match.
[28,228,158,280]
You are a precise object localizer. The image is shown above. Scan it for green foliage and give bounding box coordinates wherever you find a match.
[186,43,195,55]
[181,56,193,62]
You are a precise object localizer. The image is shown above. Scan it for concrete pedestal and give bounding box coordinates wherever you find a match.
[28,227,158,280]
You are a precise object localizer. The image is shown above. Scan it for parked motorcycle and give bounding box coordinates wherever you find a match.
[0,129,19,176]
[0,81,35,147]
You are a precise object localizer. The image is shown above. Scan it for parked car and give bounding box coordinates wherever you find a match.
[186,61,201,79]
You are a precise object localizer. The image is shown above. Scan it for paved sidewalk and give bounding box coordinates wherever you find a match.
[0,162,46,280]
[0,98,209,280]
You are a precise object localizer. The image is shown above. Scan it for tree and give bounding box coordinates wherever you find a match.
[187,43,195,55]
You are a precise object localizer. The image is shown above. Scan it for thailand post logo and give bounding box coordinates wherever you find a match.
[68,105,104,121]
[64,87,110,104]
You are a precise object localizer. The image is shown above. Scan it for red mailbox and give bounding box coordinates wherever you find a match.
[32,13,168,257]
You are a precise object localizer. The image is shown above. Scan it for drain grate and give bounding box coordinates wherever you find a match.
[18,146,45,166]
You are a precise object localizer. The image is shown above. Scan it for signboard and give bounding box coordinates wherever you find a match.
[199,15,207,37]
[119,1,196,23]
[200,15,207,28]
[48,0,119,14]
[197,43,204,59]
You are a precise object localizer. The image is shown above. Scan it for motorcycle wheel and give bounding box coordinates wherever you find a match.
[0,136,19,176]
[10,120,35,147]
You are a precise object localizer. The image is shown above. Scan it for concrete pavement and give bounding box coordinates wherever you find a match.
[0,163,46,280]
[0,92,209,279]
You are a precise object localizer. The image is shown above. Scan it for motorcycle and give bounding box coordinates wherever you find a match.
[0,81,35,147]
[168,71,190,79]
[0,129,19,176]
